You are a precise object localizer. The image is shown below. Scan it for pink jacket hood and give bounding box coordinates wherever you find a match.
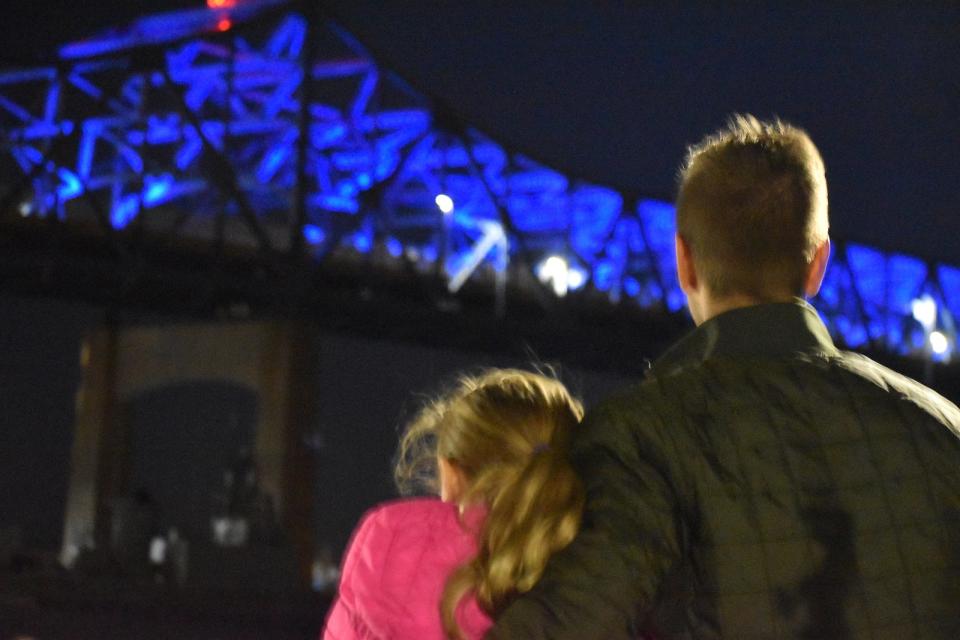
[323,498,492,640]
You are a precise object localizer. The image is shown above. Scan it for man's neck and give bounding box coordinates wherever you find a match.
[694,292,798,326]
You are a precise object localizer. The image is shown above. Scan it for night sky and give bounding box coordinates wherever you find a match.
[325,3,960,263]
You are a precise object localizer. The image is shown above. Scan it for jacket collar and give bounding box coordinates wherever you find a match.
[651,299,838,377]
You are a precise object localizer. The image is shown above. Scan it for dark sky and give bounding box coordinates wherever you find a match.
[322,3,960,263]
[4,2,960,262]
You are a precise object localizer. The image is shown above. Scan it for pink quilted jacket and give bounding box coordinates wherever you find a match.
[322,498,492,640]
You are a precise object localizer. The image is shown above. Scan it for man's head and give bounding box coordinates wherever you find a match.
[675,114,830,324]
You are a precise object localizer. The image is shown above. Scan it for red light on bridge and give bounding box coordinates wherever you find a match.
[217,18,232,31]
[207,0,237,8]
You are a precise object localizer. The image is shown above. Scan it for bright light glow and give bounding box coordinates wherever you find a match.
[930,330,949,355]
[352,231,372,253]
[536,255,587,296]
[385,237,402,258]
[303,224,326,245]
[207,0,236,8]
[538,255,570,297]
[567,266,586,290]
[911,295,938,331]
[110,195,138,230]
[435,193,454,214]
[143,176,172,205]
[217,19,232,32]
[421,245,439,263]
[57,168,82,200]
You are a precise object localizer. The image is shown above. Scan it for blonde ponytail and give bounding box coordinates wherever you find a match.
[394,369,584,640]
[459,446,583,607]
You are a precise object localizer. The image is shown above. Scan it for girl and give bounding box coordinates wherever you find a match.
[323,369,585,640]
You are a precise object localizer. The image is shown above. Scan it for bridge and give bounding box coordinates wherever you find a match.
[1,0,957,363]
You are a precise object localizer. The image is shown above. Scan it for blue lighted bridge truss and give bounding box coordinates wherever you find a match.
[0,0,957,361]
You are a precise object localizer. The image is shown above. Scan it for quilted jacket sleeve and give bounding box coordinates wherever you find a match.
[323,499,492,640]
[488,391,682,639]
[322,508,380,640]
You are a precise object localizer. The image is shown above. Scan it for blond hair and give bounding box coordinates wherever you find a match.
[676,113,829,299]
[394,369,584,640]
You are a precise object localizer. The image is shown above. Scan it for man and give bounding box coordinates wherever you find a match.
[489,115,960,638]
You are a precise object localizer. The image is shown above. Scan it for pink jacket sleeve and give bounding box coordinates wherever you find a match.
[322,498,492,640]
[323,506,380,640]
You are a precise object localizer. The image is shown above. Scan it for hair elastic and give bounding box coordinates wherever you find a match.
[532,442,551,455]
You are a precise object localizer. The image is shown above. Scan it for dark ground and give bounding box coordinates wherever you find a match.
[0,563,330,640]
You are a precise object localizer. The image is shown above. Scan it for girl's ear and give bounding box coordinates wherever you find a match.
[438,457,468,503]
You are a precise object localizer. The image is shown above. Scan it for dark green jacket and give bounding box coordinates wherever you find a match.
[491,301,960,639]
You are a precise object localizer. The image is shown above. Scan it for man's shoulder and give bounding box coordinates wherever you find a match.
[585,347,960,433]
[576,378,682,454]
[586,360,723,419]
[586,379,665,423]
[832,349,960,426]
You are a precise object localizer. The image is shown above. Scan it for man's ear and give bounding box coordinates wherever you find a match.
[803,238,831,298]
[676,234,698,294]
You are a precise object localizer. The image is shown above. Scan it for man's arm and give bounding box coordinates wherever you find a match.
[488,397,682,639]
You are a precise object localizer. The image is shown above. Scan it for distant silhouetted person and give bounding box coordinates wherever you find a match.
[323,369,585,640]
[211,447,277,546]
[110,488,160,575]
[490,115,960,638]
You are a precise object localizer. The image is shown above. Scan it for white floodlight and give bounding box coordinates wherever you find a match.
[567,266,587,290]
[911,295,937,332]
[538,255,570,297]
[435,193,454,214]
[930,330,949,355]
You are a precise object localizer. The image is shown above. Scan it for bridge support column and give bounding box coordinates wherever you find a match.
[60,320,316,589]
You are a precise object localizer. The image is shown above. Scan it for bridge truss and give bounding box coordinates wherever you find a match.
[0,0,957,362]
